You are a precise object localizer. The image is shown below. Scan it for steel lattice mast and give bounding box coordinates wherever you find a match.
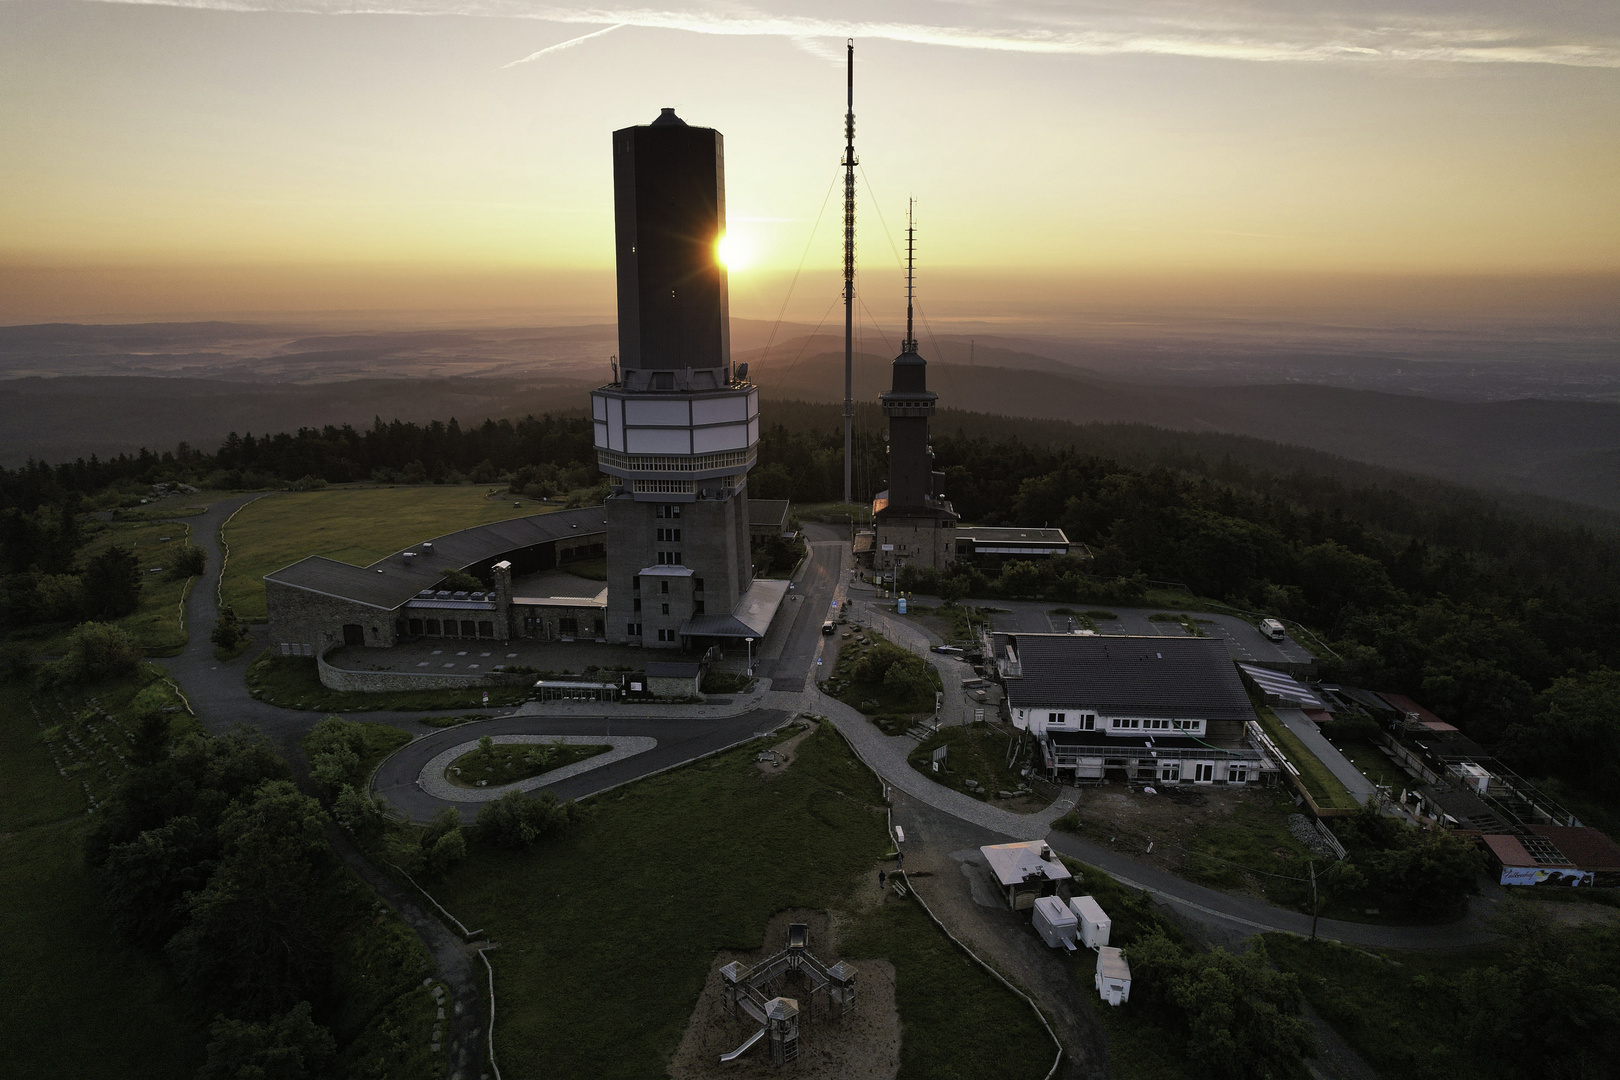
[841,39,856,507]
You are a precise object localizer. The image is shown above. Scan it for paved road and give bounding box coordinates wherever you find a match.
[163,495,1493,977]
[1275,707,1379,805]
[374,710,791,822]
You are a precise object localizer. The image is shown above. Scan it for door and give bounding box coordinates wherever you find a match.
[342,623,364,647]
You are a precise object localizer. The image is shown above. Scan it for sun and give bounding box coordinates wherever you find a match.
[715,231,750,270]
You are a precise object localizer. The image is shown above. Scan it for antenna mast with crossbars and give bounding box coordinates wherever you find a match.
[841,39,856,506]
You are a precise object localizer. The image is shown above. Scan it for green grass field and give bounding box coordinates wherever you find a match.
[221,486,557,621]
[0,680,207,1079]
[19,518,196,657]
[1252,703,1359,811]
[432,722,1052,1080]
[908,724,1034,802]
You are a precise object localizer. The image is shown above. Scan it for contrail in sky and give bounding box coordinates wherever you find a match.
[504,21,625,66]
[77,2,1620,69]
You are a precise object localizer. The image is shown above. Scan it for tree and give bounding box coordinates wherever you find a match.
[1505,668,1620,799]
[211,604,249,652]
[81,544,142,620]
[197,1001,335,1080]
[1367,829,1484,916]
[1128,932,1315,1080]
[100,815,216,946]
[332,785,387,847]
[40,621,142,686]
[882,654,932,703]
[166,781,336,1014]
[474,789,578,849]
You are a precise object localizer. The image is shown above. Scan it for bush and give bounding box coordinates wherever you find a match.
[167,544,206,580]
[39,621,143,685]
[198,1000,335,1080]
[474,789,579,849]
[211,604,250,652]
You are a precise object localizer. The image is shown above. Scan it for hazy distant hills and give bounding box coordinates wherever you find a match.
[749,348,1620,512]
[2,320,1617,513]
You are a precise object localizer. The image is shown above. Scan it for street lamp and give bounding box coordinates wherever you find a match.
[745,636,755,676]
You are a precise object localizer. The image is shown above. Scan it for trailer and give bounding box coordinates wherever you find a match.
[1070,895,1111,950]
[1095,946,1132,1006]
[1032,895,1078,951]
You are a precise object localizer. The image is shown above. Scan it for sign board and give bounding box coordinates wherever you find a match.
[932,745,948,763]
[881,544,895,551]
[630,681,643,692]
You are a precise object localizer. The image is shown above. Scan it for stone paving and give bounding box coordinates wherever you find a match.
[417,734,659,802]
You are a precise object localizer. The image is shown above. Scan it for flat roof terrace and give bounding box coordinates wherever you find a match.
[266,506,608,610]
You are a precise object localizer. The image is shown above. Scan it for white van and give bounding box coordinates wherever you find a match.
[1259,618,1286,642]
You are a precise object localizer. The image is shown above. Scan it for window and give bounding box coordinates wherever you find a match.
[627,622,641,636]
[1160,762,1181,782]
[1081,714,1096,730]
[1228,764,1248,783]
[632,577,640,591]
[1048,712,1066,725]
[660,581,670,594]
[559,618,578,635]
[657,551,683,565]
[632,598,641,612]
[661,603,670,616]
[656,503,682,519]
[657,527,681,542]
[657,629,675,642]
[1195,763,1215,783]
[694,600,704,614]
[693,577,704,592]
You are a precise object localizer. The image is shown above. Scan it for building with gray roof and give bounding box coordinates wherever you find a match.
[993,633,1275,786]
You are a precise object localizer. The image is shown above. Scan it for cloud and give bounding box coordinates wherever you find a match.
[78,2,1620,69]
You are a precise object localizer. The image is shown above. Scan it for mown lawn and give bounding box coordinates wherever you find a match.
[221,486,556,620]
[433,722,1053,1080]
[0,681,207,1079]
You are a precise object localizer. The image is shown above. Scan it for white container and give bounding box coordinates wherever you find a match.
[1032,895,1078,951]
[1095,946,1132,1006]
[1070,895,1111,950]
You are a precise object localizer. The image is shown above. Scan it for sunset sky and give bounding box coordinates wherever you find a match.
[1,1,1616,323]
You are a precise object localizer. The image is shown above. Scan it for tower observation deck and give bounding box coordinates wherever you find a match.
[592,109,761,648]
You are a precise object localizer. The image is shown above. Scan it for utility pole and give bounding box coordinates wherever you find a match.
[1309,860,1319,941]
[841,38,856,507]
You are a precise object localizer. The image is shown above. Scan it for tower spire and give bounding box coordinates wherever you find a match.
[841,39,856,506]
[903,199,917,354]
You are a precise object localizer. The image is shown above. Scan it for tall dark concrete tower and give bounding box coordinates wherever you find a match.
[873,209,956,576]
[592,109,760,649]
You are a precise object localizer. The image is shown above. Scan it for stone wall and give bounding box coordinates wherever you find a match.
[315,649,532,693]
[267,580,398,654]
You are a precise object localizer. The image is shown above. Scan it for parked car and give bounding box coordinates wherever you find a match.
[932,645,962,654]
[1259,617,1287,641]
[822,621,836,635]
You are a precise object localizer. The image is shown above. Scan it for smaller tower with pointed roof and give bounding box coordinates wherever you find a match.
[873,204,957,578]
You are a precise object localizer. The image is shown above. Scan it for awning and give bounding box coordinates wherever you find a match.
[680,578,789,639]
